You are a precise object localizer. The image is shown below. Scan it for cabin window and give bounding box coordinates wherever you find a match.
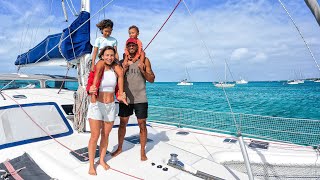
[45,80,78,90]
[0,80,40,90]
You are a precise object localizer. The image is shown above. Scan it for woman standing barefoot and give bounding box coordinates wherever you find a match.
[87,46,127,175]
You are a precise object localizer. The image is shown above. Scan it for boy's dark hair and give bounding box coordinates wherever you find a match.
[98,46,116,59]
[96,19,114,32]
[129,25,139,33]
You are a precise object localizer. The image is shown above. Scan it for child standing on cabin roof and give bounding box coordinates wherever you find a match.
[91,19,119,72]
[124,25,145,65]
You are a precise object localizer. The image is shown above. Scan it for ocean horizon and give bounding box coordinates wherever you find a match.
[146,81,320,120]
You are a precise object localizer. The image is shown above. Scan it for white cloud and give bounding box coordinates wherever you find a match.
[252,52,267,62]
[231,48,249,61]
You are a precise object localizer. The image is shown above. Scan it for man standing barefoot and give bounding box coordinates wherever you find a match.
[112,38,155,161]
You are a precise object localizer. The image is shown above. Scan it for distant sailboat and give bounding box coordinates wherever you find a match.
[287,70,304,85]
[236,77,248,84]
[287,80,299,84]
[214,60,235,88]
[177,66,193,86]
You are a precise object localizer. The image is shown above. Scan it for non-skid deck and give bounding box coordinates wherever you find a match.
[0,120,249,180]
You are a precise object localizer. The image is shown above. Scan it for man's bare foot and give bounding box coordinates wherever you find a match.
[111,149,122,157]
[100,161,110,170]
[141,154,148,161]
[88,167,97,175]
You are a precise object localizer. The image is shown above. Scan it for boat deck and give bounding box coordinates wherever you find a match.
[0,117,250,180]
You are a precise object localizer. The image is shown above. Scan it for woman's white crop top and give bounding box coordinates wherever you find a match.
[99,68,117,92]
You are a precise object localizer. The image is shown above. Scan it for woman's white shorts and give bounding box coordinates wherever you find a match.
[87,101,116,122]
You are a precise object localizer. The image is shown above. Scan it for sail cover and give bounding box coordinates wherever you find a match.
[305,0,320,26]
[15,11,92,66]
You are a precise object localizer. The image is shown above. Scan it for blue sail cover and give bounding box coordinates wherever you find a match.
[15,11,92,66]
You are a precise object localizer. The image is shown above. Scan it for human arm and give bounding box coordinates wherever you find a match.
[113,64,128,105]
[90,61,104,102]
[138,58,155,83]
[91,47,99,72]
[122,56,129,74]
[114,46,119,60]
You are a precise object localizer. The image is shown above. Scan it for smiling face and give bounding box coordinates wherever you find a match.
[102,49,115,65]
[102,27,113,38]
[129,28,139,39]
[126,42,138,55]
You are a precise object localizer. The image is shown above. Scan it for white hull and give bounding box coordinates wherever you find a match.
[177,82,193,86]
[236,79,248,84]
[214,83,235,88]
[287,80,299,84]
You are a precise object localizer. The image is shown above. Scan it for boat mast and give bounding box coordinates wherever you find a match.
[81,0,90,13]
[73,0,91,132]
[224,60,227,83]
[77,0,90,87]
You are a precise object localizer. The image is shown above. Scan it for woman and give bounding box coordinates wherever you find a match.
[87,46,127,175]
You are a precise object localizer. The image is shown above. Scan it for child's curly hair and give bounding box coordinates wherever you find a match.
[129,25,139,33]
[96,19,114,33]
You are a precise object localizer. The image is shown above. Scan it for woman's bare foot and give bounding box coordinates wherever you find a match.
[141,154,148,161]
[100,161,110,170]
[88,166,97,175]
[111,149,122,157]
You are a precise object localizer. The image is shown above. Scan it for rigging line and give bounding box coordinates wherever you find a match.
[17,17,32,72]
[57,66,70,94]
[21,17,32,56]
[192,133,215,161]
[57,24,77,94]
[144,0,182,51]
[31,0,115,65]
[65,0,76,17]
[103,0,106,18]
[68,0,78,16]
[181,0,240,133]
[48,0,54,33]
[30,23,40,50]
[17,17,33,73]
[62,0,69,21]
[95,3,102,39]
[1,92,144,180]
[1,92,88,160]
[278,0,320,73]
[68,25,77,61]
[225,59,236,82]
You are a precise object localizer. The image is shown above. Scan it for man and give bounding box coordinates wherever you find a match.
[111,38,155,161]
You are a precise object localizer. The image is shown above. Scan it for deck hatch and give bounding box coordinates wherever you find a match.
[0,102,73,150]
[176,131,189,135]
[249,140,269,149]
[13,95,27,99]
[124,135,153,144]
[223,138,237,143]
[61,104,74,115]
[70,146,109,163]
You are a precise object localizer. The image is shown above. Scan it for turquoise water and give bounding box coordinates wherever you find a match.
[2,80,319,120]
[2,80,319,145]
[147,81,320,120]
[147,81,320,146]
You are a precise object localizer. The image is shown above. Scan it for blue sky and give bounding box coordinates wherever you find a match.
[0,0,319,82]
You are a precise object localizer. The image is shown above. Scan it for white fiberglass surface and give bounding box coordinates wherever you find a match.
[0,102,72,148]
